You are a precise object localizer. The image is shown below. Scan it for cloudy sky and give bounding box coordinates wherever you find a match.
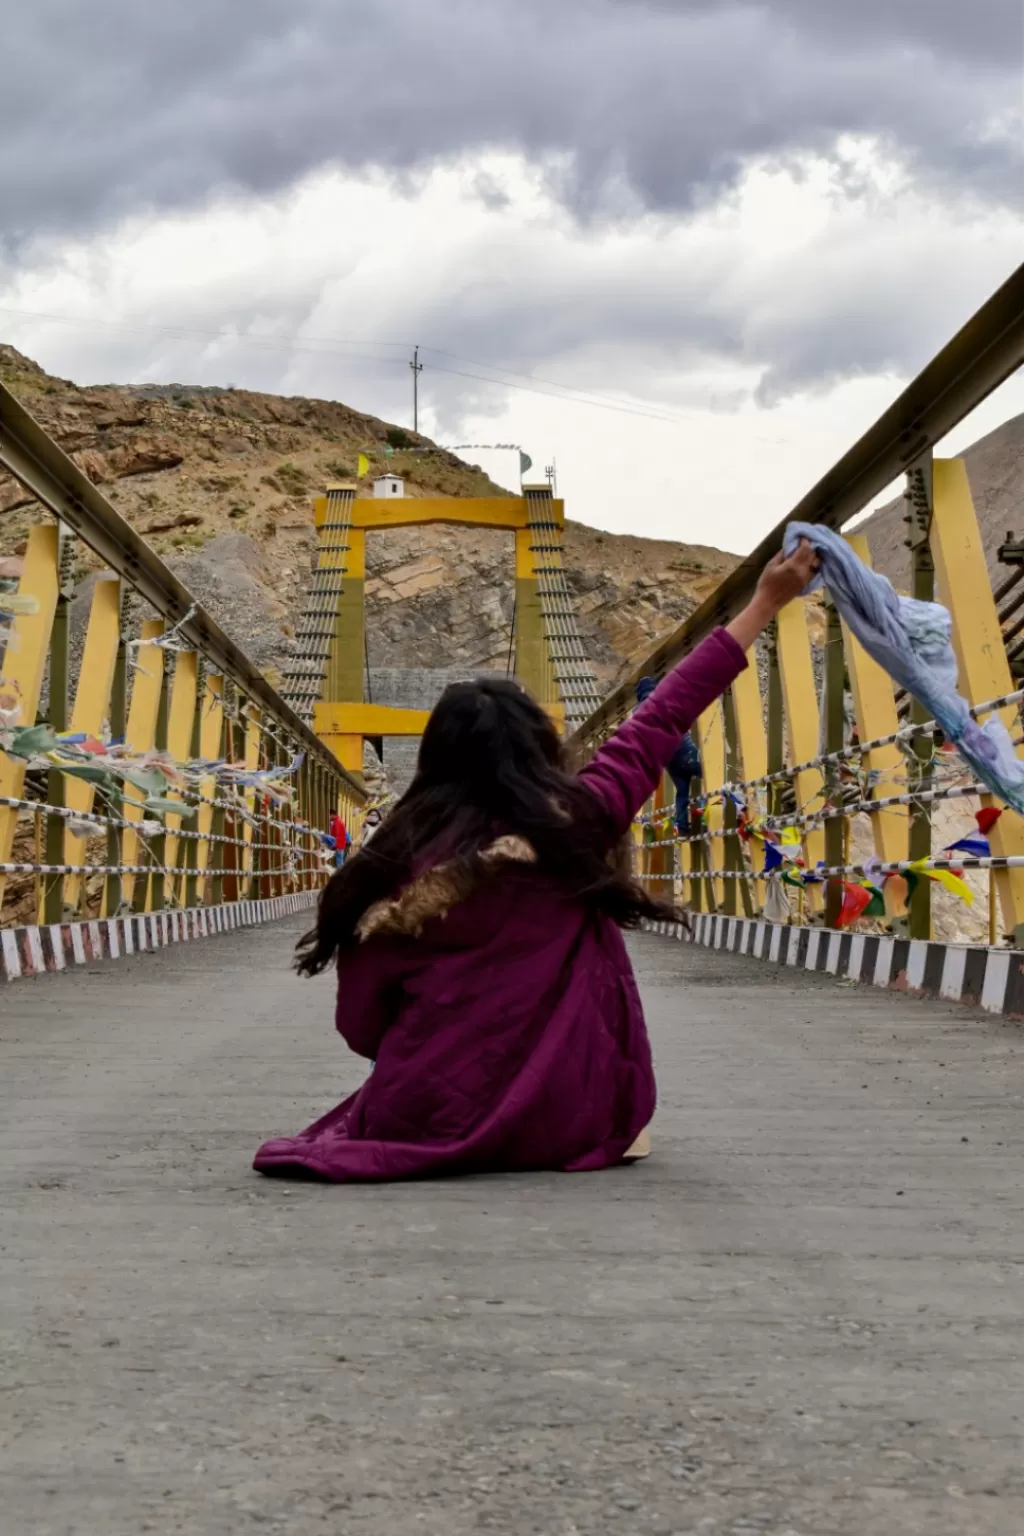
[2,1,1022,552]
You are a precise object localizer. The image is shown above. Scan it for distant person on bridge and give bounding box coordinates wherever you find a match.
[254,541,818,1183]
[328,812,349,869]
[634,676,701,830]
[360,807,383,846]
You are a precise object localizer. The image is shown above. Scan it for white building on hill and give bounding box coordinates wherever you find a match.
[373,474,405,499]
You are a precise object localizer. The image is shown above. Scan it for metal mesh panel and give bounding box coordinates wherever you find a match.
[281,487,355,721]
[523,487,602,727]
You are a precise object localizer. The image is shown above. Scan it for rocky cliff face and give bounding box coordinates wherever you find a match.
[0,344,735,692]
[857,411,1024,590]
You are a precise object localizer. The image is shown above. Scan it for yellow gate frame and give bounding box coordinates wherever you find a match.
[310,486,567,775]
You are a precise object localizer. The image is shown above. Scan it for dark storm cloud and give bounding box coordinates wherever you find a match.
[3,0,1021,244]
[628,0,1021,63]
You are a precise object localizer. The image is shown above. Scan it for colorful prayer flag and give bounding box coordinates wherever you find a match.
[763,842,784,874]
[944,836,990,857]
[928,867,974,906]
[837,883,872,928]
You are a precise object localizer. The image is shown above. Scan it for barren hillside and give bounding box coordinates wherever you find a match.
[858,411,1024,589]
[0,345,735,690]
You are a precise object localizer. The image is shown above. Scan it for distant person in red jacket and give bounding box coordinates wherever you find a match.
[329,813,348,868]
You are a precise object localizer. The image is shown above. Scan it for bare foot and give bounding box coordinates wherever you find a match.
[623,1127,651,1162]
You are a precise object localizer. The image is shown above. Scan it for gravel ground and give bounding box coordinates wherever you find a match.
[2,921,1023,1535]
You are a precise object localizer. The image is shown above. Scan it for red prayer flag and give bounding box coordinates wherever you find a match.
[837,882,872,929]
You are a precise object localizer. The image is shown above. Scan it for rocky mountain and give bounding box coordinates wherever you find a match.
[0,344,735,692]
[857,410,1024,589]
[3,347,1021,944]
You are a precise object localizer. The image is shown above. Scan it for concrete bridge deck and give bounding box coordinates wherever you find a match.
[2,921,1023,1535]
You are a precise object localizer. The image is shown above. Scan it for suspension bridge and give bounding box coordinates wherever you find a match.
[3,263,1024,1534]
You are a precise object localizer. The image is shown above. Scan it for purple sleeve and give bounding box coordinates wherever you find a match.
[578,628,747,837]
[334,940,414,1059]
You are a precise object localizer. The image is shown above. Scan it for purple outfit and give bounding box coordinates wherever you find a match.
[253,630,746,1182]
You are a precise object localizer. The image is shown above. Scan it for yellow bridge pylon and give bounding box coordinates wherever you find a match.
[282,481,601,781]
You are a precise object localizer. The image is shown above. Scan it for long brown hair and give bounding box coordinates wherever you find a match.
[296,677,681,975]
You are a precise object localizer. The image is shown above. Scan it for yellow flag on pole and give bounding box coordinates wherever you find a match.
[357,453,369,478]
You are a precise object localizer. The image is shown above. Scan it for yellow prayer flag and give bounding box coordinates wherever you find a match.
[357,453,369,477]
[910,857,974,905]
[929,868,975,906]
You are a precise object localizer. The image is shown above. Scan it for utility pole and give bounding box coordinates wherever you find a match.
[410,346,423,434]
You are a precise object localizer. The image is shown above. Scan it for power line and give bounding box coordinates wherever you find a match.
[0,303,688,423]
[418,344,703,421]
[421,360,703,425]
[0,303,693,420]
[0,302,776,433]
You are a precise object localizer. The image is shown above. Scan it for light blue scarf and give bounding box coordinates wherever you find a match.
[783,522,1024,815]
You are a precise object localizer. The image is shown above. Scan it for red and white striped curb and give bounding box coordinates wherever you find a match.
[644,914,1024,1018]
[1,889,318,983]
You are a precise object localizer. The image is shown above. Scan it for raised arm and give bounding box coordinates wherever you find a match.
[578,539,819,837]
[578,629,747,836]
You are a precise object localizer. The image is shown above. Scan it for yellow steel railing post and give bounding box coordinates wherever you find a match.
[0,524,60,911]
[904,456,936,941]
[930,456,1024,944]
[842,533,908,923]
[765,622,785,819]
[721,689,752,918]
[694,700,725,911]
[730,658,768,913]
[648,772,672,901]
[140,653,172,914]
[119,621,165,912]
[40,528,74,923]
[776,598,826,912]
[102,587,129,920]
[61,574,122,915]
[189,672,223,909]
[821,596,846,928]
[161,650,198,907]
[241,705,261,898]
